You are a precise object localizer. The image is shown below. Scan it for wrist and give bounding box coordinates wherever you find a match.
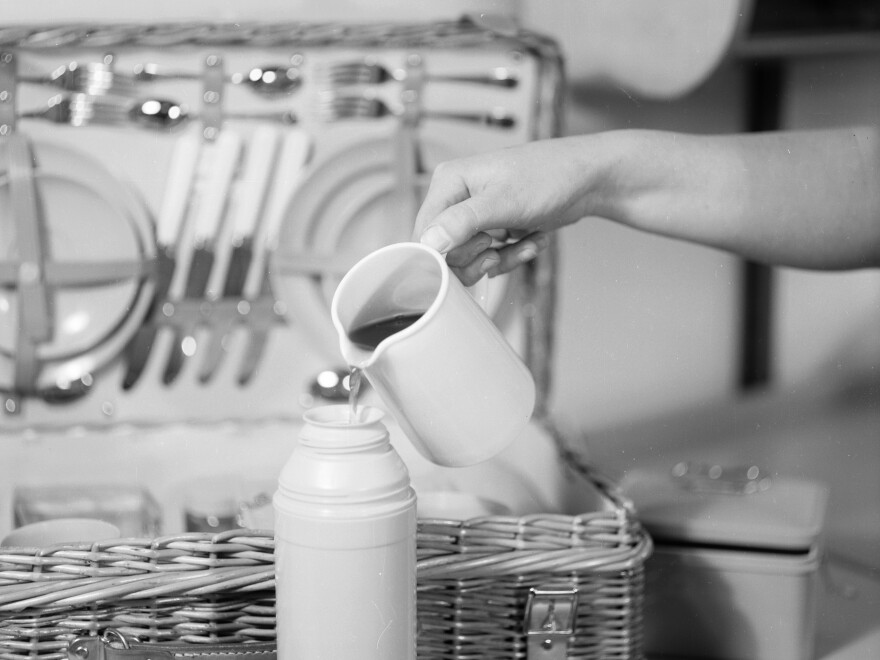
[569,130,653,223]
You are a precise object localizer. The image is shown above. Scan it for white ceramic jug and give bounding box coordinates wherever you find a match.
[331,242,535,467]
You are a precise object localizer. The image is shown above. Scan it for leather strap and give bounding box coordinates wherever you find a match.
[68,634,276,660]
[5,132,50,396]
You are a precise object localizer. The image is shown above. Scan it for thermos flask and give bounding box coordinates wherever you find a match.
[273,405,417,660]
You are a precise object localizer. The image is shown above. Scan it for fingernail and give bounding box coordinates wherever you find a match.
[479,255,500,274]
[517,244,538,262]
[420,225,453,253]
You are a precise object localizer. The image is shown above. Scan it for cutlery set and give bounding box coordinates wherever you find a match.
[12,53,520,131]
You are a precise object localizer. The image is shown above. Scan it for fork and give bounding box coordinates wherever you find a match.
[19,93,184,129]
[317,94,516,129]
[18,61,135,95]
[320,61,518,88]
[19,93,129,127]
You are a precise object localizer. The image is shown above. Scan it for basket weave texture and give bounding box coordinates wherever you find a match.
[0,488,650,660]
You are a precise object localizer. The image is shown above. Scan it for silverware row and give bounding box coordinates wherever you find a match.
[314,93,516,128]
[19,92,516,130]
[18,61,302,98]
[16,59,519,97]
[316,60,519,88]
[19,93,296,130]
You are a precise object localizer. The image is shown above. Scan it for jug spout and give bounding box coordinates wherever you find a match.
[335,333,376,371]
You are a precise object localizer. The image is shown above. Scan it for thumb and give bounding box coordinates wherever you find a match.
[418,196,501,254]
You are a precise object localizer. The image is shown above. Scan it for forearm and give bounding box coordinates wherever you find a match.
[584,128,880,269]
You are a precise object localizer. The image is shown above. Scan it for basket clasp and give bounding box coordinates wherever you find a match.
[68,631,172,660]
[524,586,578,660]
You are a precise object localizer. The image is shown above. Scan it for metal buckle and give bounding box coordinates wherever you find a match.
[525,586,579,660]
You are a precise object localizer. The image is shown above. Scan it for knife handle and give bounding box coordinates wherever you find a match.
[167,131,242,301]
[156,132,202,248]
[191,131,243,245]
[243,129,311,299]
[206,126,280,300]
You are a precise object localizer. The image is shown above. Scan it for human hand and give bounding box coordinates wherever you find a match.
[413,138,590,285]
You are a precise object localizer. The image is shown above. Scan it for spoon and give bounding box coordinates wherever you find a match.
[129,98,189,130]
[41,374,93,404]
[129,99,298,129]
[230,65,303,97]
[132,63,303,97]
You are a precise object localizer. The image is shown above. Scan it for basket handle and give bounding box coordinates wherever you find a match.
[537,415,638,518]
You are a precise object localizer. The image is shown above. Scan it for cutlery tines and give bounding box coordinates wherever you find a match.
[320,61,518,88]
[19,94,187,130]
[317,94,516,129]
[19,62,135,95]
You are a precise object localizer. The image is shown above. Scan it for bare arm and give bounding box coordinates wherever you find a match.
[414,128,880,284]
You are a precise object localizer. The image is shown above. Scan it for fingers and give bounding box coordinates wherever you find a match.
[445,233,499,287]
[414,159,508,253]
[444,232,493,268]
[418,198,489,254]
[413,164,471,250]
[411,154,553,286]
[446,231,550,286]
[485,231,550,278]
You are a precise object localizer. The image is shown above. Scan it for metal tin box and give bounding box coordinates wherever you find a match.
[623,463,828,660]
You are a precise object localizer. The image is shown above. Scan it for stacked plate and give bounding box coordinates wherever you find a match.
[0,138,155,399]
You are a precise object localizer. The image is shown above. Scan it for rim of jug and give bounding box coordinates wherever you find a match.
[331,242,448,356]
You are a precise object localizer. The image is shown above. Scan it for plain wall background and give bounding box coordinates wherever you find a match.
[550,51,880,431]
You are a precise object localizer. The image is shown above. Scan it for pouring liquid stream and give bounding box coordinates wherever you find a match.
[346,313,424,424]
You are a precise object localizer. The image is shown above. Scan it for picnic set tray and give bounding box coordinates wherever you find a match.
[0,16,562,430]
[0,424,651,660]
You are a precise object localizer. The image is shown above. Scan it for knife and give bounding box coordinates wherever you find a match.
[197,125,281,383]
[122,132,201,390]
[236,129,311,386]
[161,130,242,385]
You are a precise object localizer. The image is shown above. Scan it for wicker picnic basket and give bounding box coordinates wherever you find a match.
[0,424,651,660]
[1,17,650,660]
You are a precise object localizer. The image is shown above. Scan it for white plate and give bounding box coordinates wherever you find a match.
[271,135,512,362]
[0,139,155,392]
